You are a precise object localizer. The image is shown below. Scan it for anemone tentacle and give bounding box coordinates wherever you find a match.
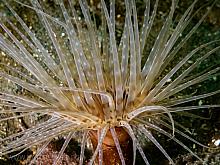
[0,0,219,164]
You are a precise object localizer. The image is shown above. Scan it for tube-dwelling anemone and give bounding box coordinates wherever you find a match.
[0,0,220,164]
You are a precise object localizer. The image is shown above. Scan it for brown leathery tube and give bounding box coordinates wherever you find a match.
[89,127,133,165]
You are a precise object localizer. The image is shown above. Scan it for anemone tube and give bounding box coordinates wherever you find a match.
[0,0,219,164]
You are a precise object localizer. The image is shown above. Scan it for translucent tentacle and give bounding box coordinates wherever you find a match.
[110,128,126,165]
[88,126,108,165]
[79,131,88,165]
[52,132,74,165]
[29,139,52,165]
[120,121,150,165]
[139,125,175,165]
